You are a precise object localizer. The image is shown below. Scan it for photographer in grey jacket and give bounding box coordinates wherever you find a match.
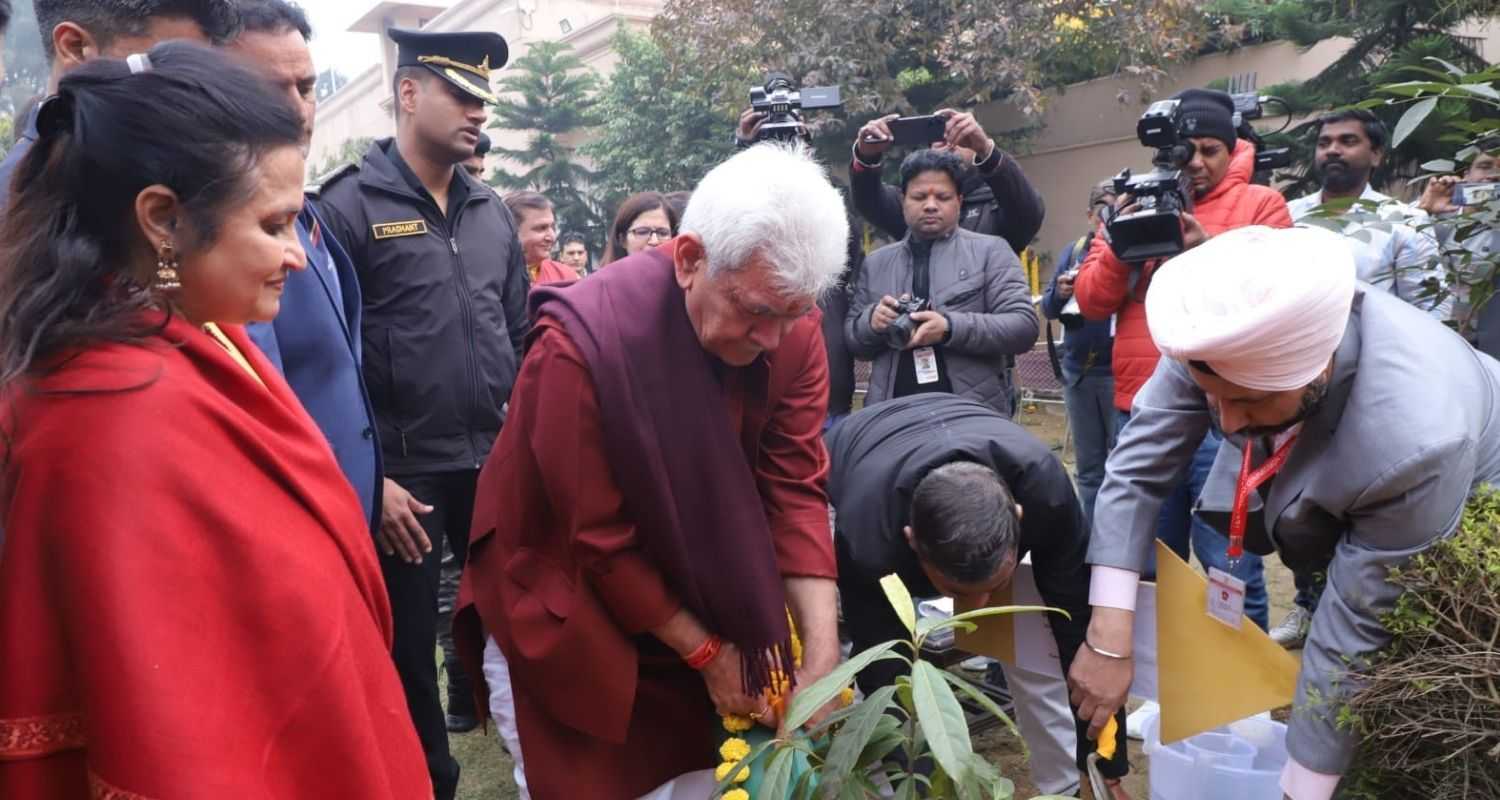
[845,149,1038,416]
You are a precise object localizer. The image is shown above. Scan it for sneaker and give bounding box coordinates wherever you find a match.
[1126,700,1158,741]
[1270,606,1312,649]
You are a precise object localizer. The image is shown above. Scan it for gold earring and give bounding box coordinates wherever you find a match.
[156,240,180,290]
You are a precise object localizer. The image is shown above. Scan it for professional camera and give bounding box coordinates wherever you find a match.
[1232,92,1293,176]
[748,72,843,144]
[1107,99,1197,262]
[884,296,931,349]
[1108,92,1289,261]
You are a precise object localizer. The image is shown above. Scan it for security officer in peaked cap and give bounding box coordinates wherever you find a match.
[313,27,527,800]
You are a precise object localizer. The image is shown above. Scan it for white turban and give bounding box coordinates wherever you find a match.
[1145,225,1356,391]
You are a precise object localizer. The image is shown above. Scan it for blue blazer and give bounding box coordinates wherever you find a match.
[248,200,382,530]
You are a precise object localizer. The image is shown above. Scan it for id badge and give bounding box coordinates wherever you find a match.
[1206,567,1246,629]
[913,346,940,384]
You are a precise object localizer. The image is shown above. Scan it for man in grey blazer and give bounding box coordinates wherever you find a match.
[1067,226,1500,800]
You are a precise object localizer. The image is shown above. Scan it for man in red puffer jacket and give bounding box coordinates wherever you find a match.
[1077,89,1292,411]
[1074,89,1291,677]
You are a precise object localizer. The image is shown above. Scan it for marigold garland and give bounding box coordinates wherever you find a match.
[712,610,857,796]
[715,761,750,783]
[719,737,750,763]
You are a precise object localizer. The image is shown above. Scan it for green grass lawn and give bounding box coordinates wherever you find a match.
[437,650,521,800]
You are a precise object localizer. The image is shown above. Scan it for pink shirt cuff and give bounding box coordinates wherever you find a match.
[1280,757,1340,800]
[1088,565,1140,611]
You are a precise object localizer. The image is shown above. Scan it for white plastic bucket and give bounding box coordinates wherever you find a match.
[1142,710,1288,800]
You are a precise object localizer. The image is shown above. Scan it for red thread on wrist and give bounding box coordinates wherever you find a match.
[684,635,722,670]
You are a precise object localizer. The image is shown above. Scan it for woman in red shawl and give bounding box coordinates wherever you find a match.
[0,44,430,799]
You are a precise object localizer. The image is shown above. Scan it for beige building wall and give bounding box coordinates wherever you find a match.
[974,37,1354,268]
[309,0,662,171]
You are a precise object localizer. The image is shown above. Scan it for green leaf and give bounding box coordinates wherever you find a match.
[911,661,975,786]
[1400,65,1461,82]
[856,721,906,769]
[1450,83,1500,102]
[1421,159,1457,173]
[1393,97,1439,148]
[758,746,797,800]
[1379,80,1452,97]
[783,641,907,731]
[918,605,1063,649]
[941,669,1022,743]
[879,573,917,635]
[1426,56,1467,78]
[820,685,898,794]
[711,737,777,796]
[960,753,1011,800]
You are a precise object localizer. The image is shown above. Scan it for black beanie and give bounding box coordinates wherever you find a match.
[1172,88,1237,150]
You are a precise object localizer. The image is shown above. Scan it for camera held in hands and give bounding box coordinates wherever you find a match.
[885,296,931,350]
[1107,93,1286,262]
[1107,99,1197,263]
[748,71,843,144]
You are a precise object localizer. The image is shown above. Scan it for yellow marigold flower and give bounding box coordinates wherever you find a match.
[721,714,753,733]
[839,686,855,707]
[715,761,751,783]
[723,790,750,800]
[719,737,751,763]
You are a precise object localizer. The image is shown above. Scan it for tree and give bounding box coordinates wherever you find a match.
[653,0,1210,120]
[1207,0,1500,194]
[488,40,604,245]
[0,2,50,160]
[582,26,737,214]
[309,136,373,183]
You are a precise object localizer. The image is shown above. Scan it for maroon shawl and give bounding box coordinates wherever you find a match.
[527,247,795,693]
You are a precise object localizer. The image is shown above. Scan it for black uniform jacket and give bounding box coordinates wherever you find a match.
[318,138,530,475]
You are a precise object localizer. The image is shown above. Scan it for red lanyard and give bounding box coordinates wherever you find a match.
[1228,435,1298,565]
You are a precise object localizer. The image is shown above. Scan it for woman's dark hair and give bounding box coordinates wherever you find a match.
[0,41,304,387]
[909,461,1019,585]
[601,191,680,265]
[899,148,966,195]
[502,190,552,225]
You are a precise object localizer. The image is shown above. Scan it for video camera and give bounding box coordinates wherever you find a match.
[1107,92,1289,261]
[1107,99,1197,262]
[1232,92,1293,175]
[748,72,843,144]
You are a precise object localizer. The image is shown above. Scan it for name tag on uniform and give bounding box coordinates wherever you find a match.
[372,219,429,239]
[1206,567,1246,629]
[913,346,941,384]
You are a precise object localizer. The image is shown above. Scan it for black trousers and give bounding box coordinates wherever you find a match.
[835,539,1130,782]
[381,469,478,800]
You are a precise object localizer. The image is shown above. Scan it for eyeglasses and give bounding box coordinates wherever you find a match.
[628,227,673,241]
